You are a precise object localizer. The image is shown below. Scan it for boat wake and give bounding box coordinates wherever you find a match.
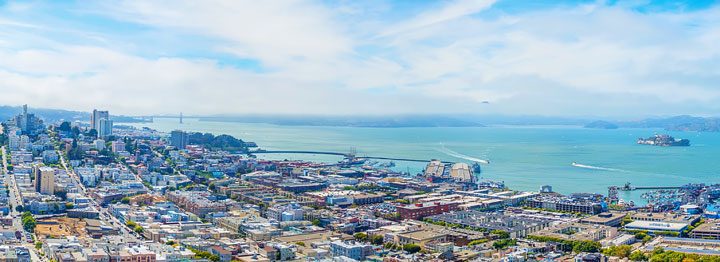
[437,146,490,164]
[571,162,627,172]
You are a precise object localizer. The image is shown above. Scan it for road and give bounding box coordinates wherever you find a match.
[56,146,143,242]
[2,146,45,261]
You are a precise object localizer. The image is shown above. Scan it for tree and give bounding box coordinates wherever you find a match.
[370,235,384,245]
[493,239,517,250]
[353,232,368,242]
[491,230,510,239]
[120,197,131,204]
[402,244,421,254]
[86,129,98,139]
[629,251,647,261]
[572,240,601,253]
[468,239,489,246]
[15,205,23,212]
[21,212,36,232]
[134,225,144,233]
[602,245,633,258]
[58,122,72,132]
[311,219,321,226]
[65,203,74,209]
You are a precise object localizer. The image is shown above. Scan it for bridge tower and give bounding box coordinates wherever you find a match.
[179,112,183,124]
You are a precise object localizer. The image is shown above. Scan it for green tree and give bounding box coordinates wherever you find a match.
[21,212,36,232]
[402,244,421,254]
[491,230,510,239]
[120,197,131,204]
[572,240,601,253]
[493,239,517,250]
[629,251,646,261]
[370,235,384,245]
[353,232,368,242]
[602,245,633,258]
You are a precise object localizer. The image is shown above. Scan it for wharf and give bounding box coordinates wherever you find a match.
[248,150,454,164]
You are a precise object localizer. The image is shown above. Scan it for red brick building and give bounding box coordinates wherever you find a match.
[397,201,460,220]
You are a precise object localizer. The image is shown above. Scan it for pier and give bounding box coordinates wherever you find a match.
[248,150,454,164]
[618,183,681,191]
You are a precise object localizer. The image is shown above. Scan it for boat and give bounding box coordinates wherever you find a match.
[472,162,482,174]
[637,134,690,146]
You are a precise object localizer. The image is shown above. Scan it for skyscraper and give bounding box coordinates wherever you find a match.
[98,118,114,137]
[90,109,112,137]
[170,130,189,149]
[13,104,44,135]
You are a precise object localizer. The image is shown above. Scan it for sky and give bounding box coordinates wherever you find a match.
[0,0,719,117]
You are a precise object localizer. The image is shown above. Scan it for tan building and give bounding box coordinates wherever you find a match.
[35,166,55,195]
[689,219,720,240]
[424,161,445,177]
[449,163,473,182]
[532,222,617,242]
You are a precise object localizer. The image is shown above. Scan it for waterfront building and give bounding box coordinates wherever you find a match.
[579,212,627,227]
[424,160,445,177]
[624,221,688,234]
[526,193,604,214]
[449,163,473,182]
[689,219,720,240]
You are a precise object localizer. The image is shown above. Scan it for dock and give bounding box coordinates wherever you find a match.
[618,182,681,191]
[248,150,454,164]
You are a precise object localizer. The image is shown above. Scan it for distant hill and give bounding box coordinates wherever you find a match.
[0,105,87,123]
[0,105,150,124]
[620,115,720,132]
[584,115,720,132]
[198,115,486,128]
[584,120,618,129]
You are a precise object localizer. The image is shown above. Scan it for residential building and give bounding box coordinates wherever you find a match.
[330,241,374,261]
[170,130,189,149]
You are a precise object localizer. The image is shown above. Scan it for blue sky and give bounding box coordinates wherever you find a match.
[0,0,719,118]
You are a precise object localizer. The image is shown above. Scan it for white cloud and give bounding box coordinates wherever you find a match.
[0,1,719,117]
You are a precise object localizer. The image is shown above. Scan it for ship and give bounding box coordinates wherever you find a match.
[472,162,482,174]
[637,134,690,147]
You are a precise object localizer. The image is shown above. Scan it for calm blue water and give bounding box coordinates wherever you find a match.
[131,118,720,203]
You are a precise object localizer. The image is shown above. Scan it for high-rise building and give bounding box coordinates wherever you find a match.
[90,109,112,137]
[98,118,113,137]
[170,130,189,149]
[12,104,44,135]
[34,166,55,195]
